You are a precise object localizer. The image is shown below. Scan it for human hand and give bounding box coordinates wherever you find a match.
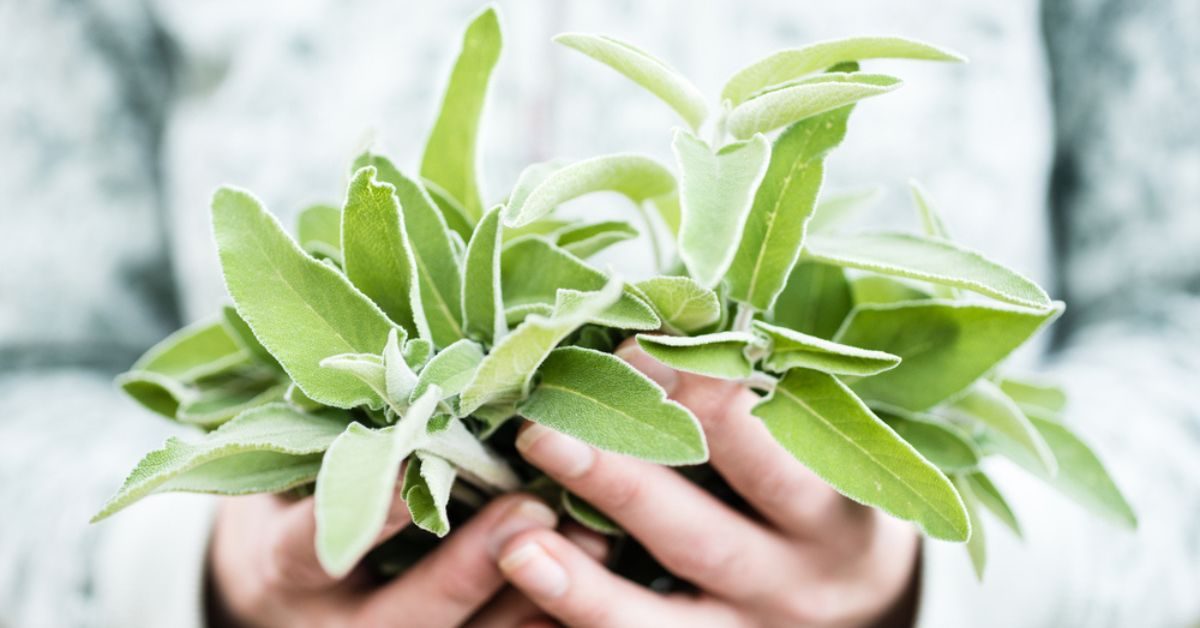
[493,340,921,627]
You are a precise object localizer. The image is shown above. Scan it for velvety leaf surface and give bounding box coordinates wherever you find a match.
[945,380,1057,476]
[500,237,645,314]
[555,288,659,331]
[636,332,758,379]
[222,305,279,368]
[502,154,675,228]
[632,276,720,334]
[807,186,885,234]
[423,178,475,241]
[966,471,1022,538]
[177,378,288,430]
[883,413,980,473]
[850,276,933,305]
[726,74,900,139]
[753,320,899,376]
[296,203,343,262]
[952,474,987,579]
[998,375,1067,417]
[402,453,455,537]
[767,261,852,340]
[133,319,247,382]
[410,338,484,402]
[556,220,638,259]
[462,207,507,343]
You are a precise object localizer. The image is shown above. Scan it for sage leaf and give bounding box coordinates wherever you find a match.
[998,375,1067,418]
[410,338,485,402]
[767,261,852,340]
[212,187,398,408]
[727,106,852,310]
[722,36,965,106]
[177,378,288,430]
[555,220,638,259]
[835,300,1062,411]
[402,453,456,537]
[117,370,190,420]
[93,403,348,522]
[882,413,981,473]
[804,233,1052,309]
[502,154,675,229]
[358,153,466,348]
[673,130,771,288]
[562,490,621,535]
[222,305,279,368]
[285,382,324,412]
[850,276,933,305]
[966,471,1022,538]
[420,5,501,221]
[133,319,247,383]
[636,332,758,379]
[404,337,434,370]
[945,380,1057,476]
[297,203,343,263]
[807,186,885,234]
[753,320,899,376]
[423,178,475,241]
[385,329,419,405]
[505,303,553,326]
[727,74,901,139]
[752,369,968,541]
[418,417,520,490]
[500,237,645,314]
[952,474,987,579]
[519,346,707,465]
[556,288,659,331]
[633,276,720,334]
[341,166,428,340]
[319,353,388,410]
[462,207,507,343]
[554,32,708,130]
[909,179,951,239]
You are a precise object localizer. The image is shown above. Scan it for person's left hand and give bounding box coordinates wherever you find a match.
[492,339,922,627]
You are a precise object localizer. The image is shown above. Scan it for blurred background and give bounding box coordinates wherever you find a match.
[1,0,1196,626]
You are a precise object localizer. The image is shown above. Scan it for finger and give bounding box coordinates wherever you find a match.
[266,476,412,591]
[357,495,558,627]
[498,529,742,628]
[516,422,778,602]
[617,340,860,539]
[560,523,610,563]
[465,587,548,628]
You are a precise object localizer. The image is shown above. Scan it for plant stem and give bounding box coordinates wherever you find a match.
[743,371,778,392]
[709,104,728,148]
[732,302,755,332]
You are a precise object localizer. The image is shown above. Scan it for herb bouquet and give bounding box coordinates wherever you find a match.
[93,6,1134,581]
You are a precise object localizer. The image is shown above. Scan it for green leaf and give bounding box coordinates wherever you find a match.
[358,153,466,348]
[909,179,952,239]
[319,352,388,410]
[555,220,638,259]
[767,261,852,340]
[850,276,933,305]
[385,329,419,404]
[177,377,288,430]
[92,404,348,522]
[462,207,507,343]
[554,32,708,130]
[212,187,398,408]
[998,375,1067,417]
[807,186,885,234]
[402,453,456,537]
[423,178,475,241]
[460,279,624,415]
[632,276,720,334]
[804,233,1052,309]
[222,305,279,368]
[519,347,707,465]
[965,471,1022,538]
[341,167,428,339]
[944,380,1057,476]
[555,288,659,331]
[673,130,771,288]
[636,332,758,379]
[882,413,981,473]
[727,106,852,310]
[726,74,901,139]
[562,490,621,535]
[835,300,1062,411]
[753,320,899,376]
[117,370,190,419]
[296,203,342,263]
[133,318,248,383]
[951,475,987,579]
[419,417,520,489]
[752,369,968,541]
[500,237,646,314]
[420,5,502,221]
[722,36,965,106]
[410,338,485,402]
[285,382,324,412]
[505,302,554,326]
[502,154,675,229]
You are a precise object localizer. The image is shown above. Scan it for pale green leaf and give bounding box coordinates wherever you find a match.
[92,404,347,522]
[117,370,190,419]
[752,369,968,541]
[555,288,659,331]
[727,106,852,310]
[944,380,1057,476]
[952,475,987,579]
[556,220,638,259]
[835,300,1062,411]
[462,207,507,343]
[133,318,247,383]
[177,378,288,430]
[212,187,398,408]
[502,154,676,228]
[519,347,707,465]
[804,233,1052,309]
[632,276,720,334]
[404,337,433,370]
[807,186,885,234]
[636,332,758,379]
[727,74,901,139]
[673,130,771,288]
[385,329,418,405]
[285,382,324,412]
[554,32,708,130]
[562,490,621,535]
[410,338,485,402]
[296,203,342,263]
[507,160,566,212]
[341,166,428,339]
[222,305,279,368]
[753,320,899,376]
[998,375,1067,417]
[319,353,387,409]
[402,453,456,537]
[882,413,980,473]
[722,36,965,106]
[767,261,852,340]
[966,471,1022,538]
[418,417,520,490]
[850,275,933,305]
[422,177,475,241]
[909,179,952,239]
[420,5,502,221]
[505,302,554,326]
[500,236,646,314]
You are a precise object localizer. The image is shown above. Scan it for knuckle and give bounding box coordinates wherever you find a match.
[746,464,799,511]
[668,534,737,582]
[429,555,495,608]
[775,585,842,626]
[588,467,643,511]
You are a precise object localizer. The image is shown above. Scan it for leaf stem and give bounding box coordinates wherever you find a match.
[732,302,756,332]
[743,370,778,392]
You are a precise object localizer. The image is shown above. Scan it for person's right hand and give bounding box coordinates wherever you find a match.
[207,486,561,628]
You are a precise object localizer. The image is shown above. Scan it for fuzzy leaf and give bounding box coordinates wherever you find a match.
[554,33,707,130]
[419,418,520,490]
[804,233,1052,309]
[520,347,707,465]
[633,276,720,334]
[358,154,466,348]
[117,370,190,419]
[177,378,288,430]
[556,220,638,259]
[883,413,981,473]
[952,475,987,579]
[319,353,388,409]
[998,375,1067,417]
[767,261,852,339]
[835,300,1062,411]
[636,332,757,379]
[423,178,475,241]
[402,453,456,537]
[727,74,900,139]
[500,237,646,313]
[850,276,933,305]
[673,130,771,288]
[420,5,502,221]
[966,471,1022,538]
[212,188,398,408]
[909,179,952,239]
[722,36,965,106]
[727,106,852,310]
[410,338,484,402]
[753,320,899,376]
[752,369,968,541]
[133,319,247,383]
[92,404,347,522]
[945,380,1057,476]
[562,490,621,535]
[222,306,279,368]
[555,289,659,331]
[807,186,885,234]
[462,207,507,343]
[296,203,342,262]
[502,154,675,228]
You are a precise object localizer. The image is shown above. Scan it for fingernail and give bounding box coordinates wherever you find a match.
[616,344,679,394]
[488,500,558,558]
[516,424,595,479]
[563,529,609,561]
[499,541,569,599]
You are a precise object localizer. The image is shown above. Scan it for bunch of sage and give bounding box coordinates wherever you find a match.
[93,5,1134,580]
